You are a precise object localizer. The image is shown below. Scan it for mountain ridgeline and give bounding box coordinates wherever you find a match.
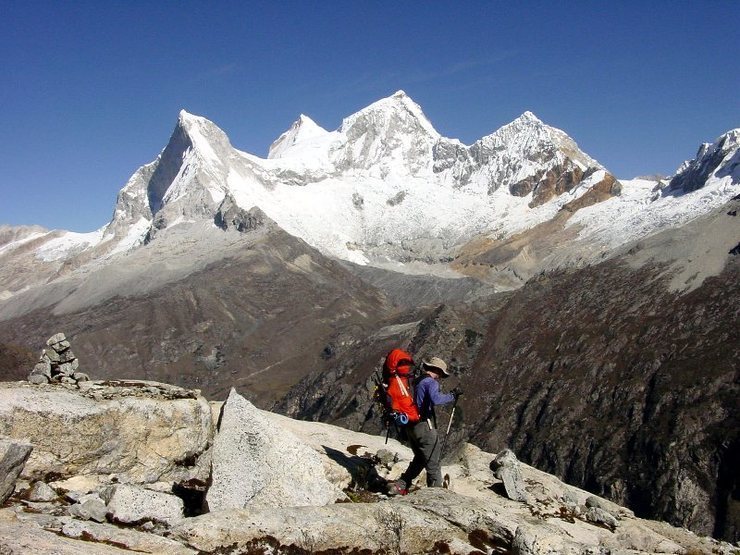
[0,92,738,542]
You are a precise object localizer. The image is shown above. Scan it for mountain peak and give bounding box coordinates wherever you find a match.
[506,111,544,129]
[176,109,216,133]
[172,110,233,161]
[669,127,740,193]
[339,90,440,140]
[484,111,552,147]
[108,110,233,237]
[486,110,594,165]
[178,109,196,123]
[326,91,441,175]
[517,110,541,123]
[268,114,330,159]
[177,109,219,133]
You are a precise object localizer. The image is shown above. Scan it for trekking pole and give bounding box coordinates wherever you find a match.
[440,396,459,458]
[445,401,457,436]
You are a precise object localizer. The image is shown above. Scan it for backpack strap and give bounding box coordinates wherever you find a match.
[395,375,409,397]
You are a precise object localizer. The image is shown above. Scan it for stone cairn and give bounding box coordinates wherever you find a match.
[27,333,89,385]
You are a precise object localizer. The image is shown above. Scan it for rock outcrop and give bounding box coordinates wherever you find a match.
[0,438,32,503]
[0,509,195,554]
[103,484,184,525]
[26,480,58,502]
[489,448,530,503]
[0,380,212,485]
[0,378,735,554]
[171,441,734,555]
[206,388,341,511]
[213,194,266,233]
[68,493,107,522]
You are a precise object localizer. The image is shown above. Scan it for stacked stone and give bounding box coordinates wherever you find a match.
[27,333,89,385]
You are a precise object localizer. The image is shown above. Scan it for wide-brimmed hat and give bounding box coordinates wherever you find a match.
[422,357,449,376]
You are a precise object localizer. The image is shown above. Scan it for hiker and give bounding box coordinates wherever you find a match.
[387,356,461,495]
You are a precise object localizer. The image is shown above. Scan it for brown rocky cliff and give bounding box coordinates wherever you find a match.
[464,257,739,542]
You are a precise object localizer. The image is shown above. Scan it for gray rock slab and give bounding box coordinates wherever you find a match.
[0,438,33,503]
[490,448,530,503]
[103,483,184,525]
[0,381,212,484]
[58,363,76,376]
[586,493,634,518]
[52,340,71,353]
[585,506,619,531]
[46,333,67,345]
[0,508,131,554]
[206,388,341,511]
[69,497,108,522]
[174,493,470,554]
[60,517,196,554]
[27,481,58,502]
[58,349,76,363]
[52,474,107,501]
[264,408,413,491]
[43,348,61,363]
[28,373,50,384]
[32,361,53,376]
[511,524,577,555]
[0,507,193,554]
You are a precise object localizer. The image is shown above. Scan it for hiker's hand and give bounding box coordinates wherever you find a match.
[451,387,463,399]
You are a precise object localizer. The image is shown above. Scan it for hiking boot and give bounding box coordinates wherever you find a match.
[386,480,408,496]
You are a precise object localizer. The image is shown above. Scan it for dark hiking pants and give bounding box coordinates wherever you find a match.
[401,420,442,488]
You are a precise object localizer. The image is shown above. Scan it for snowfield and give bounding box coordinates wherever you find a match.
[569,140,740,248]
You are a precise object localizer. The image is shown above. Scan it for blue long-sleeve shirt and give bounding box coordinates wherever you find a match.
[415,376,455,422]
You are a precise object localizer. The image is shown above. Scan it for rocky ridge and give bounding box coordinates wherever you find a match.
[669,129,740,194]
[0,380,735,555]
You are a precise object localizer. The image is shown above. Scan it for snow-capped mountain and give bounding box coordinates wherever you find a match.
[1,91,738,296]
[433,110,603,203]
[267,114,332,160]
[96,90,620,266]
[108,110,237,236]
[565,128,740,251]
[668,129,740,193]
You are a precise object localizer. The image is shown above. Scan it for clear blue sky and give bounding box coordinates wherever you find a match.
[1,1,738,232]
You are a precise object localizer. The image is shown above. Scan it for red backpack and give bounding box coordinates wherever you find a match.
[378,349,421,425]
